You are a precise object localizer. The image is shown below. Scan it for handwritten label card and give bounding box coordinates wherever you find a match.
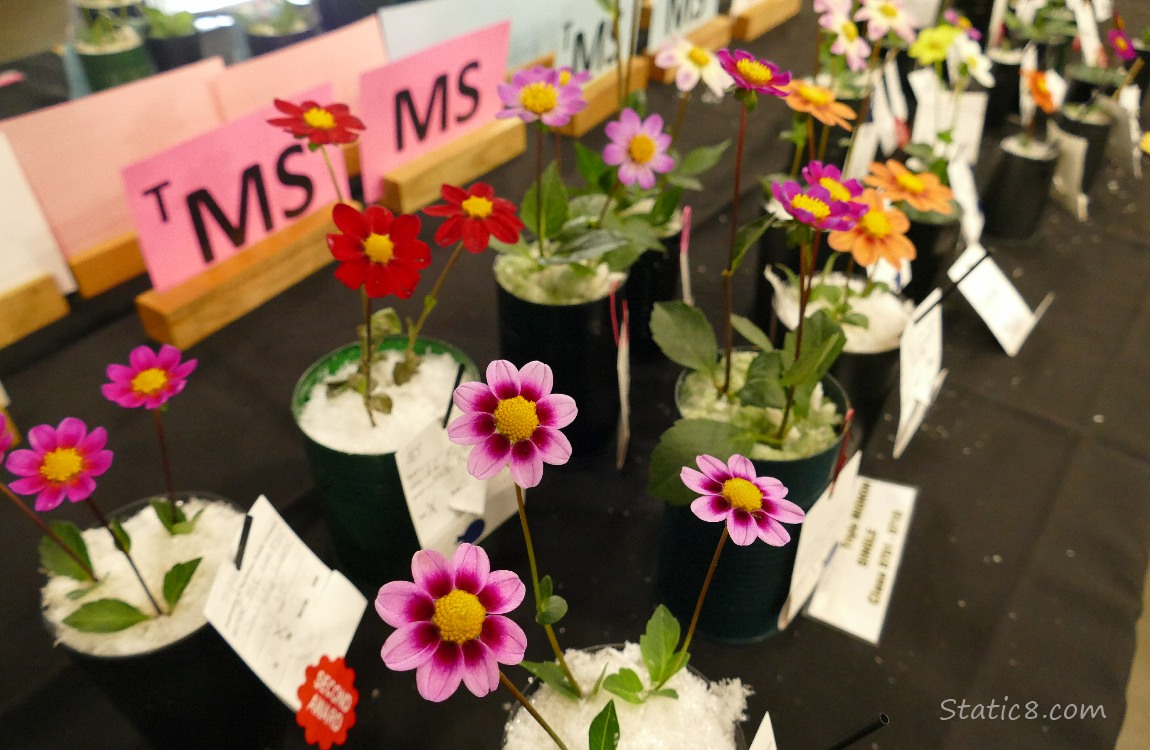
[204,496,367,711]
[1047,120,1090,221]
[379,0,557,70]
[559,0,637,77]
[646,0,721,52]
[358,23,510,205]
[122,85,344,292]
[807,477,918,645]
[396,421,519,556]
[894,290,945,459]
[748,711,778,750]
[948,243,1054,357]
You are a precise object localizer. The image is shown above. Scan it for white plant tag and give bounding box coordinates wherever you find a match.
[1045,70,1068,109]
[1046,120,1090,221]
[988,0,1009,47]
[947,160,983,245]
[1093,0,1113,21]
[908,68,940,145]
[870,77,899,156]
[1069,0,1103,66]
[204,496,368,711]
[948,243,1054,357]
[843,122,879,181]
[616,310,631,470]
[807,477,918,645]
[680,205,694,306]
[748,711,779,750]
[894,289,943,458]
[883,58,910,122]
[645,0,720,52]
[398,420,487,521]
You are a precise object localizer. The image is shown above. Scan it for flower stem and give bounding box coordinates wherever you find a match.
[553,130,563,172]
[151,409,177,510]
[85,499,164,616]
[361,289,376,427]
[817,120,831,163]
[595,178,621,228]
[806,116,816,163]
[721,104,749,395]
[668,91,691,151]
[320,146,345,205]
[500,671,571,750]
[535,124,545,258]
[669,527,728,681]
[405,241,465,359]
[514,484,583,697]
[2,484,97,581]
[776,231,821,441]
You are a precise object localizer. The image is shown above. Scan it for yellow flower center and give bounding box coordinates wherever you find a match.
[895,171,926,194]
[880,3,899,19]
[40,447,83,484]
[628,134,657,164]
[791,194,831,222]
[131,367,169,395]
[461,195,494,219]
[688,46,711,67]
[861,209,892,238]
[363,233,395,264]
[819,177,852,202]
[841,21,860,42]
[302,107,335,130]
[799,84,833,107]
[1116,38,1129,51]
[431,590,486,645]
[519,82,558,115]
[492,396,540,443]
[1035,77,1049,95]
[722,477,763,513]
[559,70,572,85]
[736,59,773,87]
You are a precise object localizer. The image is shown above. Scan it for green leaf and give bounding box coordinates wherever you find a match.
[544,228,631,264]
[649,419,755,505]
[732,214,776,273]
[842,311,870,329]
[650,301,718,376]
[730,315,773,352]
[575,141,611,191]
[651,688,679,699]
[780,311,845,388]
[738,351,787,409]
[522,162,568,241]
[603,669,645,704]
[589,700,621,750]
[649,185,683,228]
[163,557,203,610]
[109,518,131,554]
[591,663,610,696]
[665,174,703,191]
[674,140,730,177]
[150,499,187,535]
[39,522,95,582]
[640,605,681,687]
[536,594,569,625]
[539,575,554,600]
[63,599,150,633]
[66,583,100,601]
[169,508,205,536]
[808,284,845,305]
[520,660,580,701]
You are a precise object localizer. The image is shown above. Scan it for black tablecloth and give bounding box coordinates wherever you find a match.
[3,5,1150,749]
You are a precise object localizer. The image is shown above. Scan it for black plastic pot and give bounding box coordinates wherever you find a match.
[496,281,622,455]
[1063,63,1127,105]
[145,33,202,72]
[54,494,287,750]
[626,238,680,361]
[984,49,1023,131]
[656,376,851,643]
[1131,43,1150,106]
[982,136,1059,239]
[902,207,962,305]
[246,25,321,56]
[1054,105,1113,195]
[291,337,478,589]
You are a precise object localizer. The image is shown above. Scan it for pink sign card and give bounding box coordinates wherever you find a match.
[0,58,226,260]
[122,85,346,292]
[210,16,387,121]
[358,22,510,205]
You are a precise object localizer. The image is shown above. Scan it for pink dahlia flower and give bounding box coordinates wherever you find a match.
[854,0,918,44]
[1108,28,1137,63]
[716,48,791,97]
[447,360,576,488]
[682,454,804,546]
[5,418,113,511]
[496,66,587,128]
[802,161,867,206]
[0,412,13,462]
[771,178,863,232]
[603,108,675,190]
[376,543,527,702]
[102,344,198,410]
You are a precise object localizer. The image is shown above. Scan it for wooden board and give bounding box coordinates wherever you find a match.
[135,203,344,350]
[380,118,527,214]
[556,56,651,138]
[68,233,146,299]
[732,0,800,41]
[647,15,733,84]
[0,275,69,350]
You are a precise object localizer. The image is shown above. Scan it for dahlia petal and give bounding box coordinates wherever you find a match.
[461,219,488,253]
[755,514,792,546]
[477,570,525,614]
[681,467,723,496]
[727,510,760,546]
[106,364,135,382]
[411,548,453,598]
[619,107,641,130]
[27,424,58,452]
[129,345,156,371]
[5,450,43,477]
[83,449,113,477]
[63,475,96,502]
[172,358,198,379]
[35,484,68,512]
[451,543,490,595]
[77,426,108,455]
[102,383,141,407]
[768,496,806,525]
[448,412,496,446]
[727,454,757,481]
[604,120,625,142]
[333,202,369,239]
[433,216,463,247]
[155,345,181,370]
[327,233,363,261]
[617,162,641,186]
[691,495,731,523]
[486,360,521,400]
[415,642,465,702]
[459,639,499,697]
[486,214,523,244]
[452,381,498,415]
[602,143,627,166]
[517,361,553,402]
[364,205,395,235]
[381,621,441,672]
[480,615,527,665]
[467,435,511,480]
[508,440,543,488]
[8,475,48,497]
[333,259,368,291]
[375,580,435,627]
[694,454,730,483]
[390,213,422,242]
[650,154,676,174]
[752,475,788,499]
[530,426,571,466]
[383,262,422,299]
[56,418,87,448]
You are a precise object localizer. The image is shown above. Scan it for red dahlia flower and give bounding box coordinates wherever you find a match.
[327,204,431,299]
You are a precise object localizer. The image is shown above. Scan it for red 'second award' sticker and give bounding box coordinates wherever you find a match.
[296,656,358,749]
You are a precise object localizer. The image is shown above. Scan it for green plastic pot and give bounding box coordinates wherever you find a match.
[291,336,477,590]
[656,376,851,643]
[76,42,155,92]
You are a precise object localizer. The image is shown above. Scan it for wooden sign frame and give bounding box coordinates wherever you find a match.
[731,0,801,41]
[0,275,70,350]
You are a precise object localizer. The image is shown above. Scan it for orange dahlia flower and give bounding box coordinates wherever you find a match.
[1023,70,1056,114]
[828,189,916,268]
[784,81,857,131]
[864,160,955,215]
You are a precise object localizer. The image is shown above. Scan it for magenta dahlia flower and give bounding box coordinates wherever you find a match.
[1108,28,1137,63]
[801,161,866,207]
[5,418,113,512]
[716,48,791,97]
[496,66,587,128]
[376,543,527,702]
[771,178,862,232]
[102,344,197,410]
[603,108,675,190]
[682,454,803,546]
[0,412,13,461]
[447,360,576,488]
